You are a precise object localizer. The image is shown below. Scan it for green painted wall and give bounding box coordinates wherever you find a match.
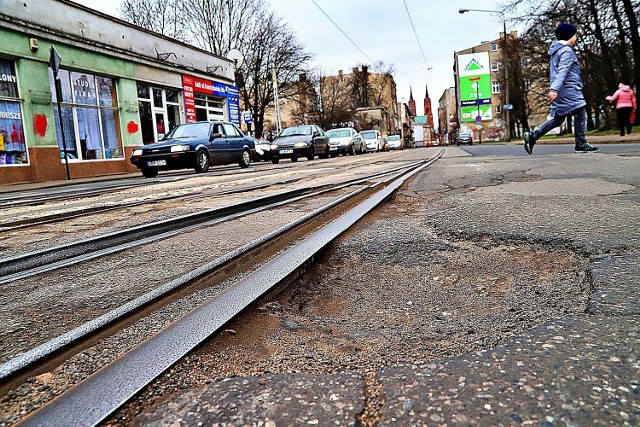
[1,26,143,150]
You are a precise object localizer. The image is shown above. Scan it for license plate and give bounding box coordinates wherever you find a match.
[280,149,293,154]
[146,160,167,167]
[329,147,338,151]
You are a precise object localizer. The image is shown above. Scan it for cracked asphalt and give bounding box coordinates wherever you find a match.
[106,144,639,426]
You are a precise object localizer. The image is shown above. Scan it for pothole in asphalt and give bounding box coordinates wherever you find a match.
[109,195,591,425]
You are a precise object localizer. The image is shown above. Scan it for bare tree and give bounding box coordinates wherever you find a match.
[291,67,353,129]
[119,0,189,41]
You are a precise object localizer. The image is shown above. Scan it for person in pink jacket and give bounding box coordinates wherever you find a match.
[606,83,636,136]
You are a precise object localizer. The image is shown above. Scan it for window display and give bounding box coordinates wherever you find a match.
[0,59,28,165]
[49,68,123,161]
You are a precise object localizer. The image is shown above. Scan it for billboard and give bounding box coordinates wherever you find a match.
[457,52,492,122]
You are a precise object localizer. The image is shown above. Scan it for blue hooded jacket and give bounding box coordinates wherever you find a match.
[548,41,586,116]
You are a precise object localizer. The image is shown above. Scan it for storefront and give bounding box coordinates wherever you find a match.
[182,75,240,125]
[0,58,28,166]
[0,0,236,184]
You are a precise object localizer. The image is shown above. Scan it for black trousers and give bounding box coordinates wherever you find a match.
[616,107,633,135]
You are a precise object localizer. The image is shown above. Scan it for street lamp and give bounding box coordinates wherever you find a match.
[458,8,510,142]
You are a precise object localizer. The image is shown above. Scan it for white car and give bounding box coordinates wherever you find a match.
[386,135,403,150]
[360,130,384,152]
[252,137,271,161]
[326,127,366,155]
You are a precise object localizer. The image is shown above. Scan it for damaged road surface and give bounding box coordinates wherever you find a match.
[103,146,639,426]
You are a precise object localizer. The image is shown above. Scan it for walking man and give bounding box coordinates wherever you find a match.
[524,23,599,154]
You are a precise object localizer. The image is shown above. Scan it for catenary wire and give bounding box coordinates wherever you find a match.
[309,0,374,64]
[403,0,429,69]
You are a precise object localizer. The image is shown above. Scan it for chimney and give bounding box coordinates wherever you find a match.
[338,70,343,76]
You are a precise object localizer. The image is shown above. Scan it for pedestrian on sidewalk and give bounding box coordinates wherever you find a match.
[524,23,599,154]
[606,83,636,136]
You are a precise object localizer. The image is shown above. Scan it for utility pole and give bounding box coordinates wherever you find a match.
[272,67,281,135]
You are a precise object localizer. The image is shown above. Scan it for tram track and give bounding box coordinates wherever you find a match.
[0,160,424,285]
[2,150,443,426]
[0,154,406,231]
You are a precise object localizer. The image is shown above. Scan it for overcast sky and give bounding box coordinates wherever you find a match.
[72,0,511,115]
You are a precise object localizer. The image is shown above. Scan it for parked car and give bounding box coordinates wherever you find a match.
[456,132,473,146]
[130,121,255,178]
[360,129,384,152]
[386,135,403,150]
[252,137,271,161]
[270,125,330,164]
[326,128,365,156]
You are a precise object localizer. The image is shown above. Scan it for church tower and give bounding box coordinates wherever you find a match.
[424,84,433,128]
[408,87,416,117]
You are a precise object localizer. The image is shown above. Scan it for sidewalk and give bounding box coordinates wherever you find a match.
[132,146,639,425]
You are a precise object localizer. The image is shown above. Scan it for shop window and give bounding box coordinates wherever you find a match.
[0,58,28,166]
[137,83,182,144]
[195,94,225,121]
[49,68,123,161]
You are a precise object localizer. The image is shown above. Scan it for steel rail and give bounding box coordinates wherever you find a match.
[14,149,443,427]
[0,158,429,392]
[0,161,424,284]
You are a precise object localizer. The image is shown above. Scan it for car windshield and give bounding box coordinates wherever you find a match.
[163,122,211,139]
[280,126,312,137]
[387,135,400,141]
[361,131,376,139]
[327,129,351,138]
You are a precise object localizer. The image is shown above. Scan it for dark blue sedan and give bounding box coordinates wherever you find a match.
[130,121,255,178]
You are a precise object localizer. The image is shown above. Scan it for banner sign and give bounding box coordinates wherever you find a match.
[457,52,492,122]
[182,75,240,125]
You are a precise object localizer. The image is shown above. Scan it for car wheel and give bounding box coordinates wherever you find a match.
[141,168,158,178]
[349,145,355,156]
[239,149,251,168]
[194,149,210,173]
[361,144,366,154]
[319,146,330,159]
[271,157,280,164]
[291,156,298,162]
[307,146,315,161]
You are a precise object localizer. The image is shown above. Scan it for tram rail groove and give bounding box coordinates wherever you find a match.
[12,149,443,427]
[0,161,424,284]
[0,160,421,394]
[0,183,373,394]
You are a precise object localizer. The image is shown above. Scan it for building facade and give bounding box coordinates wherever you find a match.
[453,32,517,142]
[438,87,457,143]
[0,0,238,184]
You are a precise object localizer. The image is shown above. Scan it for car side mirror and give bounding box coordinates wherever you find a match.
[211,132,223,140]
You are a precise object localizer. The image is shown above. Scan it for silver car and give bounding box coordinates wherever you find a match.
[386,135,403,150]
[326,127,366,155]
[361,129,384,152]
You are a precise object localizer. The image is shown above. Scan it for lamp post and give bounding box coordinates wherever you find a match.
[459,8,510,142]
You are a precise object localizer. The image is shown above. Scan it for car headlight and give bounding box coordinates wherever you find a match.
[270,144,278,150]
[170,144,190,152]
[132,148,143,156]
[295,142,308,148]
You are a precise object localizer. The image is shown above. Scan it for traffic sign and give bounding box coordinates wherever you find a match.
[503,104,513,110]
[242,111,252,124]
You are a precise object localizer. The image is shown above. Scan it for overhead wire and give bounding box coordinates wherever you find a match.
[402,0,429,69]
[309,0,374,64]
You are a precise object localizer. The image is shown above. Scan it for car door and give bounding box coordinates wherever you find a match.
[314,126,329,153]
[209,122,229,164]
[223,123,244,164]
